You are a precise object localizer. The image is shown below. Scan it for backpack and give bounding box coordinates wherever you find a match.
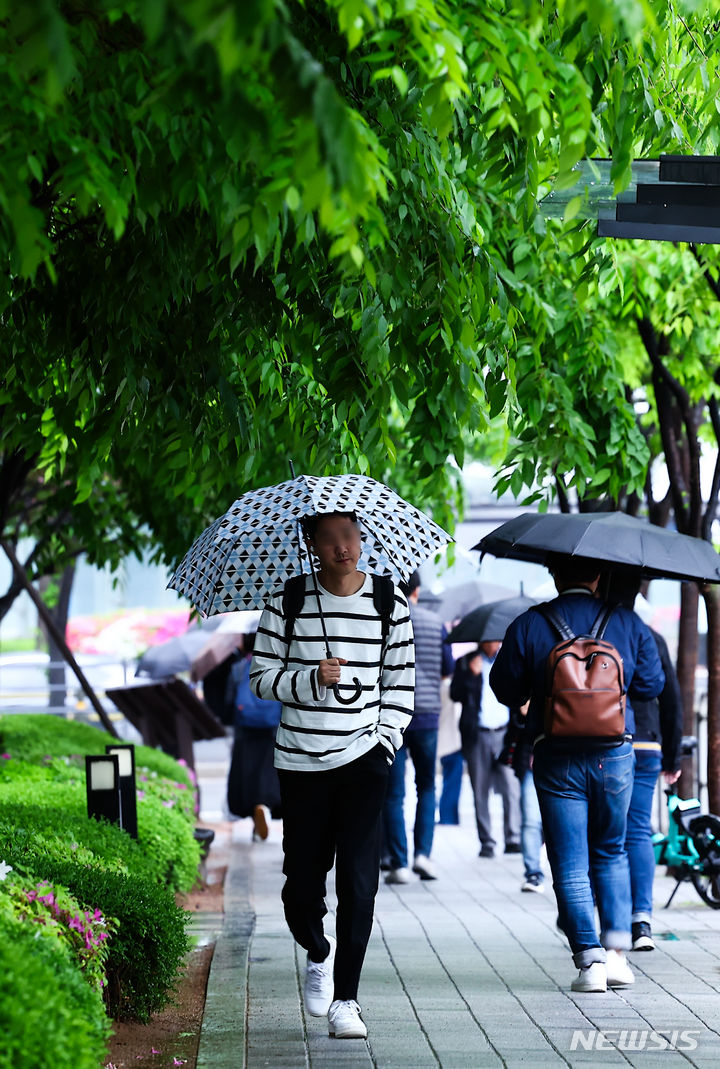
[537,602,626,741]
[281,573,395,667]
[233,657,282,729]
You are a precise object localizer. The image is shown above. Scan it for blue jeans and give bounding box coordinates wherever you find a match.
[533,741,634,967]
[383,729,438,868]
[626,747,662,921]
[521,769,544,880]
[438,751,464,825]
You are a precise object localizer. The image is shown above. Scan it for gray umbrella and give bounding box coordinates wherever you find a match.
[475,512,720,584]
[135,628,218,679]
[446,595,538,645]
[418,579,514,623]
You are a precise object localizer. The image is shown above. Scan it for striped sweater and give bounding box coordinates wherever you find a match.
[249,573,415,771]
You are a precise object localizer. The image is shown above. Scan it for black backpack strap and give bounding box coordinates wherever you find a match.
[590,603,615,641]
[534,603,575,642]
[372,574,394,677]
[372,574,394,645]
[282,574,307,665]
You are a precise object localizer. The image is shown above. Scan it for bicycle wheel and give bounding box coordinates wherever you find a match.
[688,814,720,908]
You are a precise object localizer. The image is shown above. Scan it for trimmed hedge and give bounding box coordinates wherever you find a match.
[0,913,110,1069]
[0,710,204,1054]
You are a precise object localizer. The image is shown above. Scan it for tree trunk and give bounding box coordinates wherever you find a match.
[1,540,118,736]
[42,565,76,710]
[703,584,720,814]
[676,582,699,798]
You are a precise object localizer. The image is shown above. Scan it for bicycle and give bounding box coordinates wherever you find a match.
[652,736,720,909]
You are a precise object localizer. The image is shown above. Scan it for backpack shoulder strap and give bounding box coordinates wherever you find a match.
[282,574,307,653]
[534,602,575,643]
[590,603,615,641]
[372,574,395,648]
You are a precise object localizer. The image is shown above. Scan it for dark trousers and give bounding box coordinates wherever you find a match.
[278,743,390,1001]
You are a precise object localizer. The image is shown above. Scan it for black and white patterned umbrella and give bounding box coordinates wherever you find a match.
[168,473,453,615]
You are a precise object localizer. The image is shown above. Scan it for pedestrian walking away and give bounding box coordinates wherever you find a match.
[226,624,283,841]
[436,677,464,826]
[489,553,664,993]
[451,641,521,858]
[500,706,545,892]
[382,571,454,884]
[603,570,683,952]
[250,511,415,1040]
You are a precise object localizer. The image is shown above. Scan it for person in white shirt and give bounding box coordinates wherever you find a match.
[250,511,414,1040]
[450,640,521,858]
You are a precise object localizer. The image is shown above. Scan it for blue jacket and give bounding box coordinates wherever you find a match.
[489,591,665,745]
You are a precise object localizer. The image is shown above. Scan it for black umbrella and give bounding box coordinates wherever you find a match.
[446,595,538,644]
[475,512,720,584]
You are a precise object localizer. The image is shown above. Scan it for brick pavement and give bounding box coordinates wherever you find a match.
[196,772,720,1069]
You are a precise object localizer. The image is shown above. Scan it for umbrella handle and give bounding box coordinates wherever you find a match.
[333,678,363,705]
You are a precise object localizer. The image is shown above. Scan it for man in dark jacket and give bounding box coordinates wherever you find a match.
[490,554,664,994]
[383,571,454,883]
[603,572,683,952]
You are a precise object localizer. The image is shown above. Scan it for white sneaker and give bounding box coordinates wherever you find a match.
[304,935,336,1016]
[412,855,438,880]
[606,950,635,987]
[328,999,367,1039]
[571,962,607,993]
[385,867,412,884]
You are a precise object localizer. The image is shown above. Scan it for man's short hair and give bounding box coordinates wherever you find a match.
[602,569,642,609]
[301,511,358,541]
[403,570,421,597]
[547,553,601,585]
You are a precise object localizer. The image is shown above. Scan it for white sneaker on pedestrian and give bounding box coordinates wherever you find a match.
[412,855,437,880]
[385,867,412,884]
[521,874,545,893]
[328,999,367,1039]
[304,935,336,1016]
[606,950,635,987]
[571,962,607,993]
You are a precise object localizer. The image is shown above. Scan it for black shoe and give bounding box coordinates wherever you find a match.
[479,845,496,859]
[631,921,654,951]
[504,842,522,854]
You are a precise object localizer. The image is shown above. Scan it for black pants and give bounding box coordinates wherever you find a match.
[278,743,390,1001]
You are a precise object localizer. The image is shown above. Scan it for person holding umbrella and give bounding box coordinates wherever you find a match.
[249,511,415,1040]
[488,553,665,993]
[602,571,683,952]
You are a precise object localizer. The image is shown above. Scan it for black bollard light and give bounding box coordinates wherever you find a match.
[106,743,138,839]
[85,754,121,827]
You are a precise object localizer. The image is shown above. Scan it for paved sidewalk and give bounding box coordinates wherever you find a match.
[195,767,720,1068]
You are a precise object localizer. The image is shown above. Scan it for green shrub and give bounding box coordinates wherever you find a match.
[0,713,200,1022]
[34,859,192,1022]
[0,780,157,883]
[0,870,115,993]
[0,758,201,893]
[0,913,111,1069]
[0,712,195,787]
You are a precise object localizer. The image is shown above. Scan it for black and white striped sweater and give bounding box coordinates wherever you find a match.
[249,573,415,771]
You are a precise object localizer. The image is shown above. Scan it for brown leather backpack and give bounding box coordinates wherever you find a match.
[538,603,626,740]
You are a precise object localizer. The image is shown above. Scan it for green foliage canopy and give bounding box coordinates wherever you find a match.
[1,0,719,592]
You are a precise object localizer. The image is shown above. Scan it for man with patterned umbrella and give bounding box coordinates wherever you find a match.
[168,473,452,1041]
